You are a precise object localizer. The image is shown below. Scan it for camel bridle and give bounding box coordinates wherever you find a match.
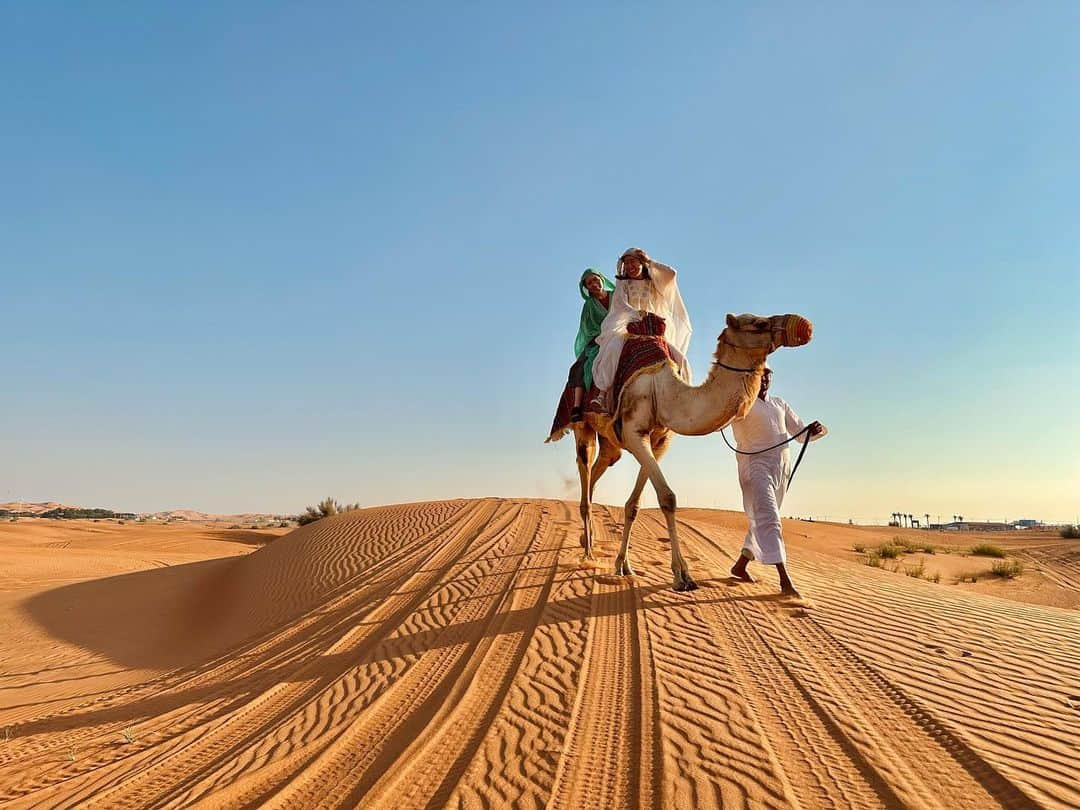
[714,329,817,490]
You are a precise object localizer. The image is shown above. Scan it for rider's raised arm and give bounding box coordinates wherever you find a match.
[648,260,677,293]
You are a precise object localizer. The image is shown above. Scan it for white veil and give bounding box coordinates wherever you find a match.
[597,248,693,367]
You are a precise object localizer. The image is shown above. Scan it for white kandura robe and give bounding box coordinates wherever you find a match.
[731,394,827,565]
[592,260,693,390]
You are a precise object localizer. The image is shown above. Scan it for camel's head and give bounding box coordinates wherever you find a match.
[717,313,813,358]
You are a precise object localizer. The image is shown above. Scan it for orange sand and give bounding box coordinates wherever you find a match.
[0,502,1075,808]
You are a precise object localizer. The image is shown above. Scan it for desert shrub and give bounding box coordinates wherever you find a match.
[852,543,866,553]
[1061,525,1080,539]
[864,552,883,568]
[877,544,902,559]
[893,537,937,554]
[955,571,982,584]
[990,560,1024,579]
[928,571,941,583]
[970,544,1006,558]
[903,560,926,579]
[297,497,361,526]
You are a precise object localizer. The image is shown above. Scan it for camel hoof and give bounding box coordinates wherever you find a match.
[614,558,635,576]
[673,575,699,592]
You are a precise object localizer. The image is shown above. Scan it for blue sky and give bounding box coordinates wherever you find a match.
[3,3,1078,523]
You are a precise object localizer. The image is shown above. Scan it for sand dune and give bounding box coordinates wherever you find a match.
[0,500,1076,808]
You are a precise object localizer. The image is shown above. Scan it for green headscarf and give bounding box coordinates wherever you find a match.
[573,268,615,390]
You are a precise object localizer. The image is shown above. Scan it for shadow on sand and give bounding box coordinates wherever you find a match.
[23,556,248,671]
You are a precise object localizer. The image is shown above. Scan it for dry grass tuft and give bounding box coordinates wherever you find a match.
[970,544,1006,558]
[990,560,1024,579]
[904,560,927,579]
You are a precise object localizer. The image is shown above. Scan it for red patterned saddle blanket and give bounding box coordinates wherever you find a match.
[545,314,675,442]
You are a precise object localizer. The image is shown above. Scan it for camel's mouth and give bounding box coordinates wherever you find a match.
[784,315,813,346]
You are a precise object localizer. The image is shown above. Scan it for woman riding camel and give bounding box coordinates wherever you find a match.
[566,268,615,423]
[591,247,693,412]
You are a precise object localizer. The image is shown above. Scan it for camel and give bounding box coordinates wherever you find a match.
[570,312,813,591]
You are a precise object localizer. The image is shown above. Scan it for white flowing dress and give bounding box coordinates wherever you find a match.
[591,261,693,391]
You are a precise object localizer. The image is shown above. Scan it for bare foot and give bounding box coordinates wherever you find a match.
[730,563,755,583]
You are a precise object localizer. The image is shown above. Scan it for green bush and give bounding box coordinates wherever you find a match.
[297,497,361,526]
[970,544,1006,558]
[877,544,902,559]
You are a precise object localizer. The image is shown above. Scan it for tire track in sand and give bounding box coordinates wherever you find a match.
[233,502,541,808]
[349,502,561,808]
[443,501,595,809]
[673,515,1040,810]
[547,506,659,810]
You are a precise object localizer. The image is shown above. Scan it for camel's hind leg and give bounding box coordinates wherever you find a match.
[574,425,598,560]
[622,431,696,591]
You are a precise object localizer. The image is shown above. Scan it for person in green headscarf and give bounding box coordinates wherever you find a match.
[566,268,615,423]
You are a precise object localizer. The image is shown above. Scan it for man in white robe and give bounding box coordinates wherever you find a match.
[729,366,826,595]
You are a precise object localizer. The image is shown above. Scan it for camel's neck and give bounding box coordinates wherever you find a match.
[659,343,767,436]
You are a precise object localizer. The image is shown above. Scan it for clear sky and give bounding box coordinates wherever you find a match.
[3,3,1078,523]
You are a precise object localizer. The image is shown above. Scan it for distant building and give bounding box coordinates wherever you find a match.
[1011,519,1041,529]
[942,521,1011,532]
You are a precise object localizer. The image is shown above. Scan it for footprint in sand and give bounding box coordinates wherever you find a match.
[922,642,974,659]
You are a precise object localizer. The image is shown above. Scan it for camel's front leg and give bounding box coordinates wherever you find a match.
[615,466,649,576]
[588,436,620,500]
[575,428,597,560]
[622,435,697,591]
